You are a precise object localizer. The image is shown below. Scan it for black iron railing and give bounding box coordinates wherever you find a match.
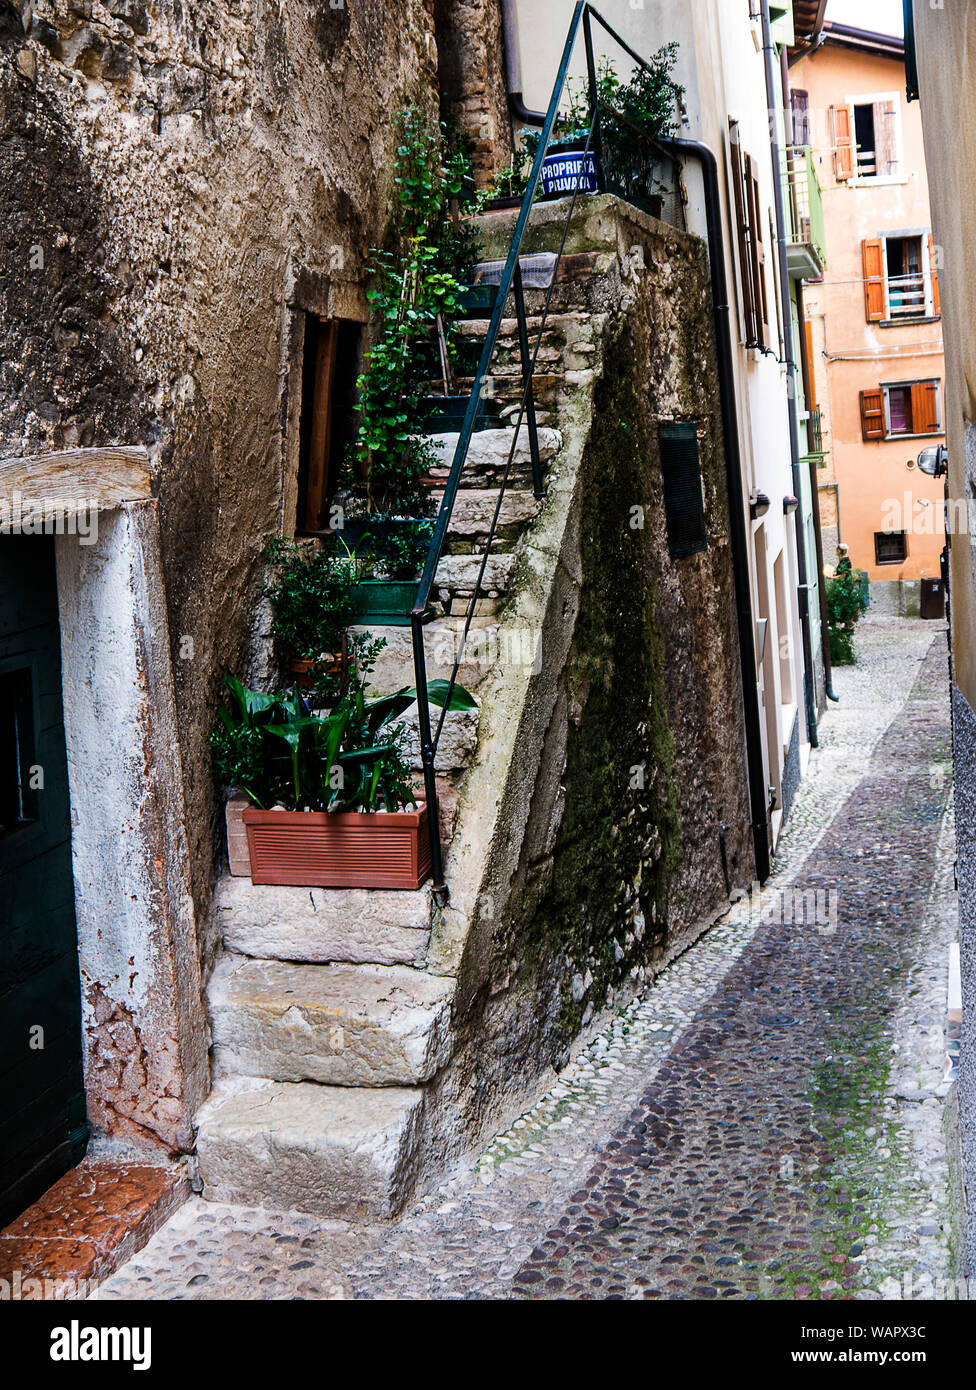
[411,2,682,899]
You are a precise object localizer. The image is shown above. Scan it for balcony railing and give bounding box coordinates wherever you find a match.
[887,271,927,318]
[783,145,826,279]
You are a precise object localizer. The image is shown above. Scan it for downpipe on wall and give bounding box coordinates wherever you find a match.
[656,134,772,884]
[761,0,820,749]
[500,0,548,126]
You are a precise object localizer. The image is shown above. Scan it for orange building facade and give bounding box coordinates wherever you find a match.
[794,23,945,585]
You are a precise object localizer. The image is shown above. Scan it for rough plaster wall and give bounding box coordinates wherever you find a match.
[0,0,440,969]
[951,684,976,1276]
[56,503,207,1152]
[426,204,753,1154]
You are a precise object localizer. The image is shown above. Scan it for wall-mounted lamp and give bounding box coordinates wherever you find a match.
[750,490,771,519]
[783,495,799,516]
[917,444,948,478]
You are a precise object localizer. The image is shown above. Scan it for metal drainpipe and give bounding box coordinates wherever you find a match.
[500,0,548,126]
[761,0,819,749]
[785,56,838,706]
[656,134,771,885]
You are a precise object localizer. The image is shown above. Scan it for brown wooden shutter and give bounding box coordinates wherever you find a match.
[746,156,770,349]
[804,320,817,410]
[728,119,756,346]
[873,99,897,176]
[928,233,941,316]
[859,389,885,441]
[862,238,886,321]
[831,105,854,181]
[910,381,940,434]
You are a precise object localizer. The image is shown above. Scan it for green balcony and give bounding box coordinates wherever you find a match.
[783,145,826,280]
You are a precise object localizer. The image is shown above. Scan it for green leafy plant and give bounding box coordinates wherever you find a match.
[212,669,476,814]
[825,571,868,666]
[351,109,481,539]
[262,538,359,661]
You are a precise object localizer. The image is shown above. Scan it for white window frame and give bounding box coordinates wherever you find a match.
[845,91,904,185]
[880,229,936,320]
[881,378,943,440]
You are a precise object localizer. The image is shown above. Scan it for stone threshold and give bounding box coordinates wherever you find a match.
[0,1155,189,1300]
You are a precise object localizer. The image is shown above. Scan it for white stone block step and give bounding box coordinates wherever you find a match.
[425,425,561,483]
[196,1078,424,1220]
[351,618,502,694]
[216,876,431,966]
[209,958,454,1087]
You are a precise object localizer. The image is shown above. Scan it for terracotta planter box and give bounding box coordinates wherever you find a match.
[241,804,432,890]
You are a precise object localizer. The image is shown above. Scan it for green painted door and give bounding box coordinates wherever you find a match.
[0,536,87,1225]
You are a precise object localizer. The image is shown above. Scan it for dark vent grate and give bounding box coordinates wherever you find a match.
[660,423,707,559]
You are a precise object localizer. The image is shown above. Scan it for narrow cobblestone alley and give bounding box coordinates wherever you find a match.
[91,615,960,1302]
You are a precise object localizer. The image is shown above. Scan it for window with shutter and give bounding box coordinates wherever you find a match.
[746,156,770,349]
[859,390,885,441]
[831,105,854,180]
[791,90,810,147]
[659,423,707,560]
[862,239,886,322]
[928,233,941,316]
[728,119,757,347]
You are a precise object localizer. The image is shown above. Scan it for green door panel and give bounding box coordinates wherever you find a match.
[0,535,87,1226]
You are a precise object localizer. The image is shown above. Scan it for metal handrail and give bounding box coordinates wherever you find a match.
[410,2,681,899]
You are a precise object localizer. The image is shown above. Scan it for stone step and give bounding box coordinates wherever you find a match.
[216,876,431,966]
[455,314,599,373]
[209,958,455,1087]
[352,616,506,694]
[195,1077,424,1219]
[439,488,542,545]
[425,425,561,487]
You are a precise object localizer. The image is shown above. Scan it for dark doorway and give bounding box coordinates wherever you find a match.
[296,316,362,534]
[0,535,87,1225]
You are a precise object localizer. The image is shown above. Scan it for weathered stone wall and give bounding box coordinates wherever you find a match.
[432,0,511,183]
[0,0,446,988]
[425,198,755,1156]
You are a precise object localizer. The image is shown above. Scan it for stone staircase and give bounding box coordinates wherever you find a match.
[195,204,628,1219]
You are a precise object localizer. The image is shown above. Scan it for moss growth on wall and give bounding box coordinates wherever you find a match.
[516,319,684,1050]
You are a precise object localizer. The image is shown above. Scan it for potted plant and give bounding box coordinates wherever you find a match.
[262,538,358,693]
[532,50,684,208]
[212,666,476,890]
[345,109,485,623]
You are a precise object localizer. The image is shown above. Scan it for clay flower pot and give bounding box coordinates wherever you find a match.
[287,655,342,687]
[242,803,432,890]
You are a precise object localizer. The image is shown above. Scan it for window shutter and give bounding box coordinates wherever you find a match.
[804,320,817,410]
[746,156,770,349]
[873,99,897,176]
[860,389,885,441]
[910,381,940,434]
[862,238,886,322]
[831,105,854,181]
[792,90,810,147]
[728,120,756,347]
[928,233,941,316]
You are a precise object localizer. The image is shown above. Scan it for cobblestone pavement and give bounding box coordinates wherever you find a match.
[93,616,960,1301]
